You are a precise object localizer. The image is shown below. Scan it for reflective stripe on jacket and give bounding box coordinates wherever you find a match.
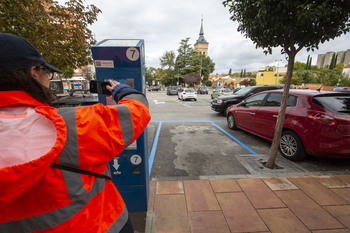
[0,90,150,232]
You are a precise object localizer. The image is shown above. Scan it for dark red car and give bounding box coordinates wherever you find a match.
[226,89,350,161]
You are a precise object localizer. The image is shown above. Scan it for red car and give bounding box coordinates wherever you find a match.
[226,89,350,161]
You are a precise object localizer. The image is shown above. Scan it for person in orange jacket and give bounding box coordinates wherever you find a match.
[0,33,151,233]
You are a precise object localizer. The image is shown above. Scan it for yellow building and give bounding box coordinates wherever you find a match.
[256,66,287,85]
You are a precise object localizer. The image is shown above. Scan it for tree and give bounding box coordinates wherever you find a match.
[306,55,312,70]
[229,68,232,76]
[200,55,215,81]
[146,67,157,85]
[160,51,176,85]
[174,38,215,85]
[183,74,201,86]
[329,53,338,70]
[175,38,194,76]
[223,0,350,168]
[0,0,101,71]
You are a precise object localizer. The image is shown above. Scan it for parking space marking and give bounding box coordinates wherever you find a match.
[177,100,192,108]
[210,121,257,155]
[149,121,162,176]
[148,120,257,175]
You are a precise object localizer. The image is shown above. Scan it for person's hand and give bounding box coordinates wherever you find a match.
[106,80,120,92]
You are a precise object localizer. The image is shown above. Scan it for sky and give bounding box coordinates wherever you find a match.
[61,0,350,74]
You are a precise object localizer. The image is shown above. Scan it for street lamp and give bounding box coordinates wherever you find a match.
[275,59,282,84]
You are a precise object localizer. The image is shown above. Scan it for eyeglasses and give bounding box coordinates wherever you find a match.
[36,66,54,80]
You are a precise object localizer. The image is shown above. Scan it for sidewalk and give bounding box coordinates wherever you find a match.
[145,174,350,233]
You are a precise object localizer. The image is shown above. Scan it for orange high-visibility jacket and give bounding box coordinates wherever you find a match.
[0,88,150,232]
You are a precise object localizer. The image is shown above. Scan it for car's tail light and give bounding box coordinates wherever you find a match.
[183,92,186,95]
[307,112,338,127]
[220,93,224,95]
[195,92,197,94]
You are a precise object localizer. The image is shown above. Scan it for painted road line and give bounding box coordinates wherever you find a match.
[210,121,257,155]
[148,121,162,176]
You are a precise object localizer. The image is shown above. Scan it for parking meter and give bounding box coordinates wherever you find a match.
[91,39,148,212]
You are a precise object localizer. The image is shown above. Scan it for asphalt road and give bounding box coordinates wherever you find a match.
[146,90,350,180]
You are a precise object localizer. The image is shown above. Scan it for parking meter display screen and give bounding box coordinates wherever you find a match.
[97,39,140,47]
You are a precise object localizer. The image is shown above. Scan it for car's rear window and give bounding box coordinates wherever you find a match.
[222,89,232,93]
[313,95,350,114]
[184,89,195,92]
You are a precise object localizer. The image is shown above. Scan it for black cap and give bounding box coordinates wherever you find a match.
[0,33,62,73]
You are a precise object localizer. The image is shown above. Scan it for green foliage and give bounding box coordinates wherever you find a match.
[0,0,101,71]
[329,53,338,70]
[293,62,306,71]
[204,80,212,86]
[222,0,350,55]
[160,51,176,70]
[146,67,157,85]
[175,38,194,75]
[249,79,256,86]
[201,55,215,81]
[173,38,215,85]
[306,55,312,70]
[160,50,176,85]
[62,66,74,80]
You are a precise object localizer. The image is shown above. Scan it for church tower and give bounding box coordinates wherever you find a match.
[194,18,209,57]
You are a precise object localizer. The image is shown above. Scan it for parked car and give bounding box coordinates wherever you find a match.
[148,86,161,91]
[197,87,208,94]
[178,88,197,101]
[211,85,283,115]
[167,86,178,95]
[233,87,242,93]
[226,89,350,161]
[211,88,232,99]
[333,87,348,91]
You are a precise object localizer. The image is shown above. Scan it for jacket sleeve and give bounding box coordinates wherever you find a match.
[72,85,150,172]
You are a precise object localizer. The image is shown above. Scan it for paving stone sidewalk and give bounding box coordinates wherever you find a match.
[145,174,350,233]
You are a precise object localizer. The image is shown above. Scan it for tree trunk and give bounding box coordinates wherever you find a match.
[266,51,296,168]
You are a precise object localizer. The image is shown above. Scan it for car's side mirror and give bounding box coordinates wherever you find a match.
[238,101,246,107]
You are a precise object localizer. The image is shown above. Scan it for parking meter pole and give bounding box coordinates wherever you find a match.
[91,39,149,222]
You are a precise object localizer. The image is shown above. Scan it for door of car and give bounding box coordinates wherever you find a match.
[254,92,297,140]
[234,93,268,132]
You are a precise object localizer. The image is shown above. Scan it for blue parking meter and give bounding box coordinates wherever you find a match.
[91,39,148,212]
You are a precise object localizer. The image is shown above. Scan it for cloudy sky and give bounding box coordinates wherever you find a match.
[64,0,350,74]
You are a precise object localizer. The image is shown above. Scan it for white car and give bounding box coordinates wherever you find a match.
[178,88,197,101]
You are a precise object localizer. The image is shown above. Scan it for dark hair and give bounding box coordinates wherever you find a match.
[0,67,57,106]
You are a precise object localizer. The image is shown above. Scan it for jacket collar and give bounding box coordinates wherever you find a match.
[0,91,48,108]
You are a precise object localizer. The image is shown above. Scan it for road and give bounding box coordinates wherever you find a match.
[146,90,350,180]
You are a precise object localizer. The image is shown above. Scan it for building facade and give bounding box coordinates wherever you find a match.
[256,66,287,85]
[317,49,350,68]
[194,18,209,57]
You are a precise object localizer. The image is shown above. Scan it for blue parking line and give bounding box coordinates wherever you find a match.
[210,121,257,155]
[148,120,256,176]
[148,121,162,175]
[150,120,226,123]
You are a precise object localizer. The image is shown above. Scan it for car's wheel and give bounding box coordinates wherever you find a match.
[279,130,307,161]
[211,95,213,99]
[227,113,237,130]
[194,99,197,101]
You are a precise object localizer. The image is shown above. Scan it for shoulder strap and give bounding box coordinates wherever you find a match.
[50,163,112,181]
